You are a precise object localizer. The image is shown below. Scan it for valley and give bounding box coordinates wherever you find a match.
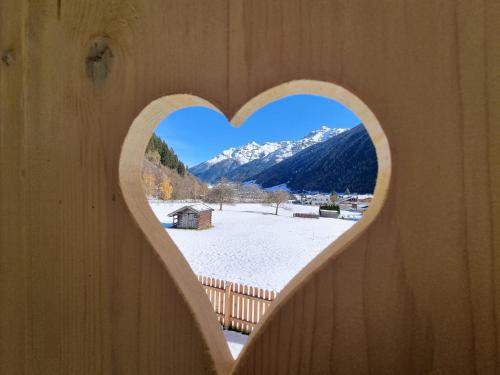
[190,125,377,194]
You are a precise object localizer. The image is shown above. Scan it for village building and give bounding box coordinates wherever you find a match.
[301,194,332,205]
[336,193,373,212]
[168,204,214,229]
[357,194,373,203]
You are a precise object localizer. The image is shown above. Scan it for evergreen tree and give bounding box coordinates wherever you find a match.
[146,133,187,176]
[177,163,186,176]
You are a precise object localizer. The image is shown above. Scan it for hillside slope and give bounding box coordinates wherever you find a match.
[142,158,207,200]
[142,133,206,199]
[252,125,377,193]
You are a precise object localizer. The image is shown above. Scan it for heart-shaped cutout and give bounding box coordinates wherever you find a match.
[119,80,390,370]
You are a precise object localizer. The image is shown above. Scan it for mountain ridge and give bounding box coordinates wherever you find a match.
[252,124,377,193]
[190,126,347,183]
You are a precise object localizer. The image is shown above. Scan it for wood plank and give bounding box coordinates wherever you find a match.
[224,283,233,329]
[241,285,247,330]
[258,288,264,322]
[249,286,254,325]
[1,0,499,374]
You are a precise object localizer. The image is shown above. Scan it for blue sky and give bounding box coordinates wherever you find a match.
[154,94,360,167]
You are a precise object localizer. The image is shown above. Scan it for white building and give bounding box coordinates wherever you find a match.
[302,194,331,206]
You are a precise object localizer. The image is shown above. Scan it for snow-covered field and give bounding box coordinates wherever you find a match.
[150,201,356,291]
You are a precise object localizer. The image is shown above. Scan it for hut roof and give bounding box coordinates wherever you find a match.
[167,204,214,217]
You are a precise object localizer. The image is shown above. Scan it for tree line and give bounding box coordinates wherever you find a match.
[142,133,207,200]
[206,178,290,215]
[146,133,187,176]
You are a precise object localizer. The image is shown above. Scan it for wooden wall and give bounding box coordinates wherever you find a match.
[197,211,212,230]
[1,1,499,374]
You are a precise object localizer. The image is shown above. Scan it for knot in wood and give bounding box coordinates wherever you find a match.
[1,49,14,66]
[86,37,113,84]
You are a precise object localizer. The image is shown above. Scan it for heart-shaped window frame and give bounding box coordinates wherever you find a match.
[119,79,391,369]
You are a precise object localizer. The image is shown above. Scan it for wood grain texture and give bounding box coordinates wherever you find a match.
[1,1,499,375]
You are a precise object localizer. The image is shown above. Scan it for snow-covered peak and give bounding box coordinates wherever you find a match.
[204,126,347,167]
[304,126,347,143]
[205,140,284,166]
[259,126,348,164]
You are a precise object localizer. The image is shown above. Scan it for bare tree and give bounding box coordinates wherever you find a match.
[330,191,338,204]
[265,191,290,215]
[244,183,266,202]
[141,170,156,197]
[145,150,161,165]
[210,178,235,210]
[233,182,266,203]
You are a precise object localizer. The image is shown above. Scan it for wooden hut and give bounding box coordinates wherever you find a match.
[167,204,214,229]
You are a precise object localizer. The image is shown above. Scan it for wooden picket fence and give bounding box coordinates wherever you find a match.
[197,275,278,334]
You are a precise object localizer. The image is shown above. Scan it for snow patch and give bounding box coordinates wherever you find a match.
[263,183,291,192]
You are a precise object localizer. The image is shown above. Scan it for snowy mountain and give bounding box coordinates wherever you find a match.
[228,126,346,181]
[190,126,347,183]
[206,141,283,165]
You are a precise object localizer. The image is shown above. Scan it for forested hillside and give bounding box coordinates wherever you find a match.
[146,133,187,175]
[142,133,206,200]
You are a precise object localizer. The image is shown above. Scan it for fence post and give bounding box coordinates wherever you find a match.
[224,283,233,329]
